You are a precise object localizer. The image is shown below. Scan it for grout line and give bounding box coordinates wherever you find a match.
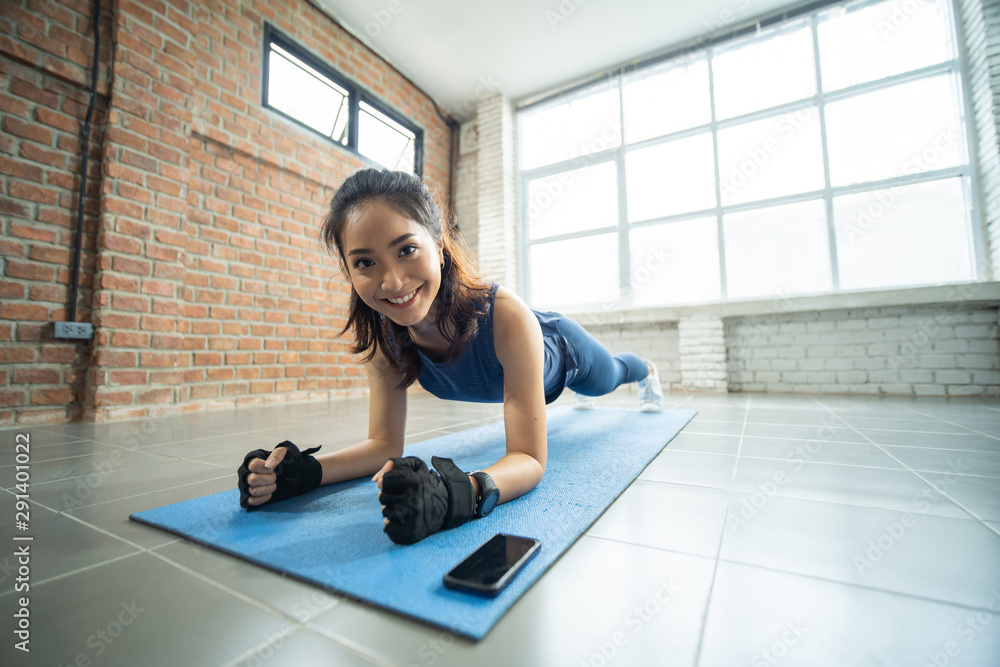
[691,393,751,667]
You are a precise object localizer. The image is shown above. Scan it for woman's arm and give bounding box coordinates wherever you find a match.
[315,347,407,485]
[482,287,548,504]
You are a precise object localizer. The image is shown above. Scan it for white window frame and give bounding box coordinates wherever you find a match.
[516,0,987,313]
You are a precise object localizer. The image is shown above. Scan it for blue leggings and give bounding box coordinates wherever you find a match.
[553,316,649,397]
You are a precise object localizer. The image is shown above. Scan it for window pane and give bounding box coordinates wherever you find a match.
[826,75,963,187]
[724,200,832,299]
[818,0,955,92]
[832,178,973,290]
[519,84,621,170]
[527,161,617,240]
[711,23,816,120]
[358,101,417,172]
[630,218,721,307]
[529,234,619,310]
[718,107,825,206]
[267,44,349,143]
[623,56,710,143]
[626,133,716,221]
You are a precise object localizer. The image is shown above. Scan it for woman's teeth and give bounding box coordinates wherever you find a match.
[386,289,417,305]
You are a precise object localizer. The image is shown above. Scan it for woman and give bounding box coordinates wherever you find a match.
[237,168,663,544]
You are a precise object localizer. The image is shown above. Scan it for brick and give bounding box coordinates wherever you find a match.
[29,245,72,265]
[112,256,152,275]
[9,181,59,205]
[13,368,60,384]
[40,345,77,363]
[6,260,57,282]
[34,107,78,133]
[0,391,28,407]
[10,223,59,243]
[31,387,73,405]
[4,116,54,147]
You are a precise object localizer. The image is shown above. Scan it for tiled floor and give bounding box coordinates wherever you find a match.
[2,389,1000,666]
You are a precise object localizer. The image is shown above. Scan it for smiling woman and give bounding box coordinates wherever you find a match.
[235,167,664,545]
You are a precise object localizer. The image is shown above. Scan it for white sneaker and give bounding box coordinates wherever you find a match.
[637,360,663,413]
[573,391,596,410]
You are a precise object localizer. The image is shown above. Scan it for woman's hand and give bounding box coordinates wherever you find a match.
[236,442,323,509]
[241,445,288,507]
[372,458,395,525]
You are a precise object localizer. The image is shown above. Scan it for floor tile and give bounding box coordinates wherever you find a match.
[684,420,746,436]
[743,422,870,443]
[24,458,231,511]
[698,561,1000,667]
[587,480,731,558]
[740,435,905,468]
[640,450,737,490]
[151,540,342,623]
[719,492,1000,608]
[0,495,139,596]
[883,446,1000,478]
[223,628,381,666]
[665,432,742,455]
[859,430,1000,452]
[66,475,236,549]
[0,552,314,667]
[732,457,970,518]
[919,471,1000,522]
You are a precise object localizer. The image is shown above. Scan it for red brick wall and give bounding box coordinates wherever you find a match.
[1,0,454,425]
[0,0,112,425]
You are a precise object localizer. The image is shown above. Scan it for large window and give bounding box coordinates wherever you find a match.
[263,25,422,175]
[518,0,979,312]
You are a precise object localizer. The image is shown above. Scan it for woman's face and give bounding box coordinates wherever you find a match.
[341,200,443,329]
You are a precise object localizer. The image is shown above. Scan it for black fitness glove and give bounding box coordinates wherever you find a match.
[379,456,477,545]
[237,440,323,510]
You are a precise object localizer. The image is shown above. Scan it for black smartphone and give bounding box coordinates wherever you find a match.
[443,534,541,596]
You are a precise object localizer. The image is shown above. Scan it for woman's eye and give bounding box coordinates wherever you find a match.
[353,259,374,270]
[399,244,417,257]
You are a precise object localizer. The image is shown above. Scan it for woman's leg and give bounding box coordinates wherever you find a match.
[555,316,649,397]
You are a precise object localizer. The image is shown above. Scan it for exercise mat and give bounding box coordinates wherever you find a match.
[130,405,696,640]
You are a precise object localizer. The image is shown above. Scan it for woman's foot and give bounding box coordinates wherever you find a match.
[637,360,663,413]
[573,391,597,410]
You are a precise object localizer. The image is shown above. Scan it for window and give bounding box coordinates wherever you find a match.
[518,0,978,312]
[263,25,422,175]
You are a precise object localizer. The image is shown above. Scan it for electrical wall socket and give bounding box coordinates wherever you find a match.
[53,322,94,340]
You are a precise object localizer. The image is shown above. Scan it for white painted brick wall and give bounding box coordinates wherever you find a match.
[453,132,479,257]
[726,305,1000,397]
[475,95,517,291]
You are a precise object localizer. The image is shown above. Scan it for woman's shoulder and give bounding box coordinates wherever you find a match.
[492,286,541,336]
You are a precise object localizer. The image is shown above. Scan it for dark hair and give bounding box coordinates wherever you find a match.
[320,168,491,389]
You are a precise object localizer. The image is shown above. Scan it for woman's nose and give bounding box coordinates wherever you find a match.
[381,264,404,291]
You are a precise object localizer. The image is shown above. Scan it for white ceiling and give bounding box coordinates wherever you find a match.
[315,0,808,121]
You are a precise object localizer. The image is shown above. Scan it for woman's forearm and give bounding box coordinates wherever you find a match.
[317,438,400,486]
[478,451,545,504]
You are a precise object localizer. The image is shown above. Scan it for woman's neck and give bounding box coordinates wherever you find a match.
[406,300,452,360]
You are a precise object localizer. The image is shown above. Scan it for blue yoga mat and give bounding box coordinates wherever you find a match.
[130,405,696,640]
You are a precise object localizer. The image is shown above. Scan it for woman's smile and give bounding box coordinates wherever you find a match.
[382,285,422,309]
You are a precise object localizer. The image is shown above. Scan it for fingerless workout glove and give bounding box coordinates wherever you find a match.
[379,456,476,545]
[237,440,322,510]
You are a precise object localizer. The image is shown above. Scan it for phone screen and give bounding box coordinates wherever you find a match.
[444,534,540,595]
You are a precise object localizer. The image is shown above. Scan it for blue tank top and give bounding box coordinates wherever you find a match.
[392,283,575,404]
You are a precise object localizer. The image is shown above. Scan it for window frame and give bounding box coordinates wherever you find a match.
[262,23,424,177]
[516,0,986,312]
